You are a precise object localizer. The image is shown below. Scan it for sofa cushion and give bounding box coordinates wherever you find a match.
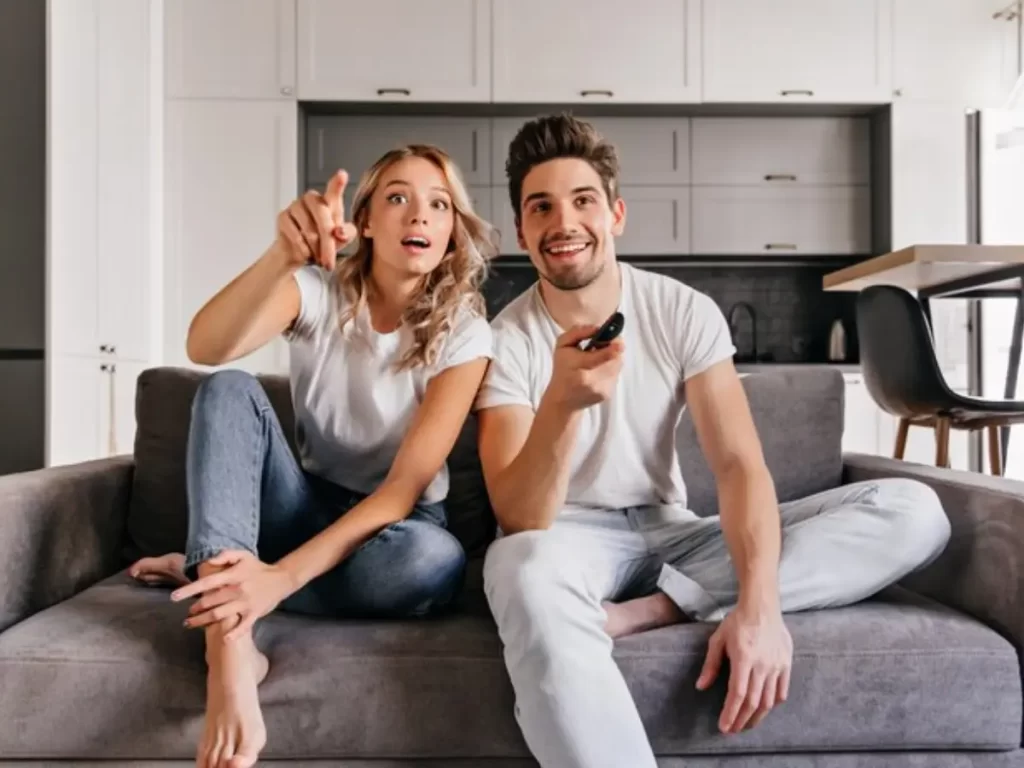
[0,572,1018,760]
[125,366,843,561]
[678,367,844,517]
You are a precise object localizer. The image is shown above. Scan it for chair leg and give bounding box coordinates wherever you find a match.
[988,424,1005,476]
[934,417,951,468]
[894,418,910,459]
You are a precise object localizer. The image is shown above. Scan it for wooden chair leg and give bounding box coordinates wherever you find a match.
[894,418,910,459]
[988,424,1005,476]
[934,417,951,468]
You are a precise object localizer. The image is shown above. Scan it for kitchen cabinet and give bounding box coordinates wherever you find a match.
[492,117,692,186]
[165,99,296,376]
[492,0,701,104]
[297,0,489,102]
[48,357,145,466]
[50,0,156,364]
[306,116,491,187]
[702,0,892,103]
[165,0,296,99]
[491,187,523,256]
[691,186,871,256]
[892,0,1021,107]
[616,188,691,256]
[691,118,870,186]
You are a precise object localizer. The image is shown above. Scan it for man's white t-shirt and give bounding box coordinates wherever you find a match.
[474,262,736,512]
[284,265,493,503]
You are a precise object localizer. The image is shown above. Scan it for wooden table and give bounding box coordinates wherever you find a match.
[824,244,1024,466]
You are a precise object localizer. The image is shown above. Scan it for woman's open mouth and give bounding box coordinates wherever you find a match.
[401,235,432,255]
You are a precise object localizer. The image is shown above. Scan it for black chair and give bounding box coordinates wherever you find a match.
[855,284,1024,475]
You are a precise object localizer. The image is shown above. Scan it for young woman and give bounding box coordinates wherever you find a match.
[130,144,497,768]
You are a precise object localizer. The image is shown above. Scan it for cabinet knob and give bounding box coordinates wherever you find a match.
[100,364,109,372]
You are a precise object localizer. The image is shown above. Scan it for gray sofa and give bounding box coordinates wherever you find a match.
[2,365,1023,767]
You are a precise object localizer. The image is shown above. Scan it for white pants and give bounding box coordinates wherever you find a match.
[483,478,951,768]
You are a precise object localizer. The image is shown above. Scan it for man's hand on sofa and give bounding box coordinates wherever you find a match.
[696,604,793,735]
[172,550,293,639]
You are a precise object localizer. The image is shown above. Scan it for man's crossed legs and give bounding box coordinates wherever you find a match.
[483,478,951,768]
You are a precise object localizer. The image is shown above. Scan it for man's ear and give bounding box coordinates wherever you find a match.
[611,197,627,237]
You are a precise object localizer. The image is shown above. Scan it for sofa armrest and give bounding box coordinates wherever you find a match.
[843,453,1024,650]
[0,456,134,632]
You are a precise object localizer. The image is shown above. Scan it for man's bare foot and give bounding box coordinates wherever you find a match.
[129,553,189,587]
[603,593,687,639]
[199,634,269,768]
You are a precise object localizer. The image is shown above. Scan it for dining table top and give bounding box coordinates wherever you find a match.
[823,244,1024,294]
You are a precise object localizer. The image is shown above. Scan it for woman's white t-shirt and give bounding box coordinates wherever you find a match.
[284,265,493,503]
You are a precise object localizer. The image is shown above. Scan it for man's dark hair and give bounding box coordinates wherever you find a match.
[505,113,620,223]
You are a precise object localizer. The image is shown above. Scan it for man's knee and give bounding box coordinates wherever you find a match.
[875,478,951,567]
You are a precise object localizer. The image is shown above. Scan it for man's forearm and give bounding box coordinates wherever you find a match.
[490,394,581,533]
[275,480,419,591]
[716,461,782,612]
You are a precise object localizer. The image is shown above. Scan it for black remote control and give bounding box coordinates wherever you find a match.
[581,312,624,351]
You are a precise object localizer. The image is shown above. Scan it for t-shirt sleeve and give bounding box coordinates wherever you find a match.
[473,325,534,411]
[431,307,494,376]
[676,289,737,381]
[284,265,332,342]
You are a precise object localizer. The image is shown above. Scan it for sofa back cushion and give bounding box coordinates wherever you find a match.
[124,366,844,562]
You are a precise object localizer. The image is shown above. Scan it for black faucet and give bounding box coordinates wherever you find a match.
[727,301,758,361]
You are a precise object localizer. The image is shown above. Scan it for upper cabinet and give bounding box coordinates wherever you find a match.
[166,0,296,99]
[297,0,490,101]
[892,0,1022,107]
[492,0,702,103]
[702,0,892,103]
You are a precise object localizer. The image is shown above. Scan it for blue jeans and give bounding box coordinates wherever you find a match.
[182,370,466,618]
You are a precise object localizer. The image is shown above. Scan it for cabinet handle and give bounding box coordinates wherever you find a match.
[780,89,814,96]
[580,89,614,98]
[376,88,410,96]
[765,243,798,251]
[764,174,797,182]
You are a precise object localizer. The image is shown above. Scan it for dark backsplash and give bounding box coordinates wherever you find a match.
[480,260,859,365]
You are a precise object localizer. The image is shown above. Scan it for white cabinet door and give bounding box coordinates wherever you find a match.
[306,116,491,187]
[892,0,1021,107]
[842,373,883,455]
[691,118,870,186]
[702,0,892,103]
[492,117,691,186]
[617,188,690,256]
[493,0,701,104]
[96,0,153,363]
[165,100,297,376]
[110,360,147,457]
[165,0,296,99]
[48,357,105,467]
[297,0,489,102]
[691,187,872,255]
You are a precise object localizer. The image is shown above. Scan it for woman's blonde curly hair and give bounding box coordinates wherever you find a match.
[333,144,498,370]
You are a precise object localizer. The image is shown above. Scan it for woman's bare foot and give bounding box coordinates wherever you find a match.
[199,632,269,768]
[603,593,687,639]
[129,552,189,587]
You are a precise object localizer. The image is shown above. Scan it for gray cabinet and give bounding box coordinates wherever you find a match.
[305,116,491,187]
[617,188,690,256]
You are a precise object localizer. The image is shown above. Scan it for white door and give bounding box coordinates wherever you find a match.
[702,0,892,103]
[47,357,104,467]
[892,0,1021,107]
[165,0,296,99]
[164,100,297,375]
[492,0,701,104]
[297,0,489,102]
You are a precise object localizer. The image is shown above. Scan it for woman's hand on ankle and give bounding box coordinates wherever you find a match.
[172,550,294,639]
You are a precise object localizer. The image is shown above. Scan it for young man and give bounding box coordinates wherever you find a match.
[473,114,952,768]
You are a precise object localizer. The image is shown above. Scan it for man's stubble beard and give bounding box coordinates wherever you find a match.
[537,247,606,292]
